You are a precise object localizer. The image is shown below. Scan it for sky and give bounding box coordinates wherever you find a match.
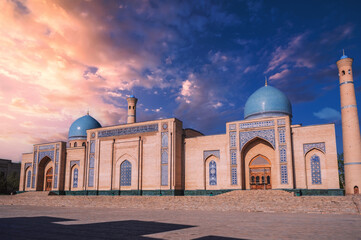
[1,0,361,162]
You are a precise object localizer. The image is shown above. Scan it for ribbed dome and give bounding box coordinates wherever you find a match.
[68,114,101,140]
[244,85,292,120]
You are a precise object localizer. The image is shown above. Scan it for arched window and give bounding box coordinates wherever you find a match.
[82,142,86,147]
[256,176,260,184]
[342,70,345,75]
[120,160,131,186]
[311,154,322,184]
[73,168,78,188]
[209,160,217,185]
[129,106,131,109]
[267,176,270,184]
[262,176,265,183]
[251,176,255,184]
[27,170,31,188]
[74,142,77,147]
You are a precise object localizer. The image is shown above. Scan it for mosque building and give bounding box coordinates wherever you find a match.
[19,54,361,195]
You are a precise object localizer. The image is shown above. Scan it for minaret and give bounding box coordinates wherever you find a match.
[336,51,361,194]
[127,95,138,124]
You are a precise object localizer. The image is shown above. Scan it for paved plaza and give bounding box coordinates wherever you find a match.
[0,203,361,239]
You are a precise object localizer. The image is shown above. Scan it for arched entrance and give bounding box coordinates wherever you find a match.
[355,186,359,195]
[36,156,52,191]
[249,155,271,190]
[45,168,53,191]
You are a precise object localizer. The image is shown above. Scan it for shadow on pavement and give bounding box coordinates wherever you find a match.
[0,216,195,239]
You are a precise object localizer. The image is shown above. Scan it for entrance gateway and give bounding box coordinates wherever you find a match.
[45,168,53,191]
[249,155,271,190]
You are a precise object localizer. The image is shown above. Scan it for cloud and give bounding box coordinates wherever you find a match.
[314,107,341,122]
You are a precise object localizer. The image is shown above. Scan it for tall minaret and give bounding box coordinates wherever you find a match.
[127,95,138,124]
[337,51,361,194]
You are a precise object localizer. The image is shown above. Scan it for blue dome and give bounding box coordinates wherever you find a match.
[244,85,292,120]
[340,54,348,60]
[68,114,101,140]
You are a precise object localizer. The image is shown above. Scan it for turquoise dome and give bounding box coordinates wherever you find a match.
[68,114,101,140]
[244,85,292,120]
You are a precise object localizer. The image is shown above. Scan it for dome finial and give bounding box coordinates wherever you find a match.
[265,76,268,86]
[343,49,345,56]
[87,108,89,115]
[340,49,348,59]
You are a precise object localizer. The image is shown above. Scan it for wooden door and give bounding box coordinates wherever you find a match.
[45,167,53,191]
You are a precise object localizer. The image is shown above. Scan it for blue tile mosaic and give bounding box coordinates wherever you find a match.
[230,131,237,147]
[38,145,54,150]
[161,150,168,164]
[38,150,54,163]
[203,150,220,160]
[26,171,31,188]
[90,140,95,153]
[280,145,287,163]
[231,167,237,185]
[70,160,80,168]
[73,168,78,188]
[98,124,158,138]
[161,132,168,147]
[209,160,217,185]
[229,124,236,130]
[278,127,286,144]
[25,163,32,169]
[88,169,94,187]
[311,155,322,184]
[277,119,286,125]
[280,165,288,184]
[303,142,326,155]
[161,165,168,186]
[230,149,237,165]
[239,129,275,150]
[89,155,95,168]
[239,120,274,129]
[120,160,131,186]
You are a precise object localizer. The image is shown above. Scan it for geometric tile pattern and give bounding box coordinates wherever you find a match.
[280,165,288,184]
[88,155,95,187]
[278,127,286,144]
[73,168,78,188]
[311,154,322,184]
[26,170,31,188]
[209,160,217,186]
[98,123,158,138]
[161,132,168,147]
[32,151,37,188]
[303,142,326,155]
[70,160,80,168]
[120,160,131,186]
[229,124,236,130]
[161,150,168,164]
[279,145,287,163]
[230,131,237,147]
[277,119,286,125]
[203,150,220,160]
[38,150,54,163]
[239,129,275,150]
[231,167,237,185]
[230,150,237,165]
[39,145,54,150]
[161,165,168,186]
[239,120,274,129]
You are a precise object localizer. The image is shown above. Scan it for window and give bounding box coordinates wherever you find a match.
[267,176,270,184]
[342,70,345,75]
[231,167,237,185]
[129,106,131,109]
[230,131,236,147]
[73,168,78,188]
[311,154,322,184]
[82,142,86,147]
[281,165,288,184]
[256,176,260,184]
[230,150,237,165]
[209,160,217,185]
[280,146,286,163]
[251,176,255,184]
[133,106,135,109]
[27,170,31,188]
[120,160,131,186]
[74,142,77,147]
[279,128,286,144]
[348,69,351,74]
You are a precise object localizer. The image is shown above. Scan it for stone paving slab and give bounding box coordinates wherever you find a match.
[0,205,360,239]
[0,190,360,215]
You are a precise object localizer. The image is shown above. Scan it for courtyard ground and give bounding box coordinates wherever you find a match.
[0,190,360,239]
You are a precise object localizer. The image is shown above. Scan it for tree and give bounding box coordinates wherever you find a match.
[338,153,345,189]
[7,171,19,193]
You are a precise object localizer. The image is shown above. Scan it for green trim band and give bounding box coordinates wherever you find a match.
[340,81,354,86]
[344,162,361,165]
